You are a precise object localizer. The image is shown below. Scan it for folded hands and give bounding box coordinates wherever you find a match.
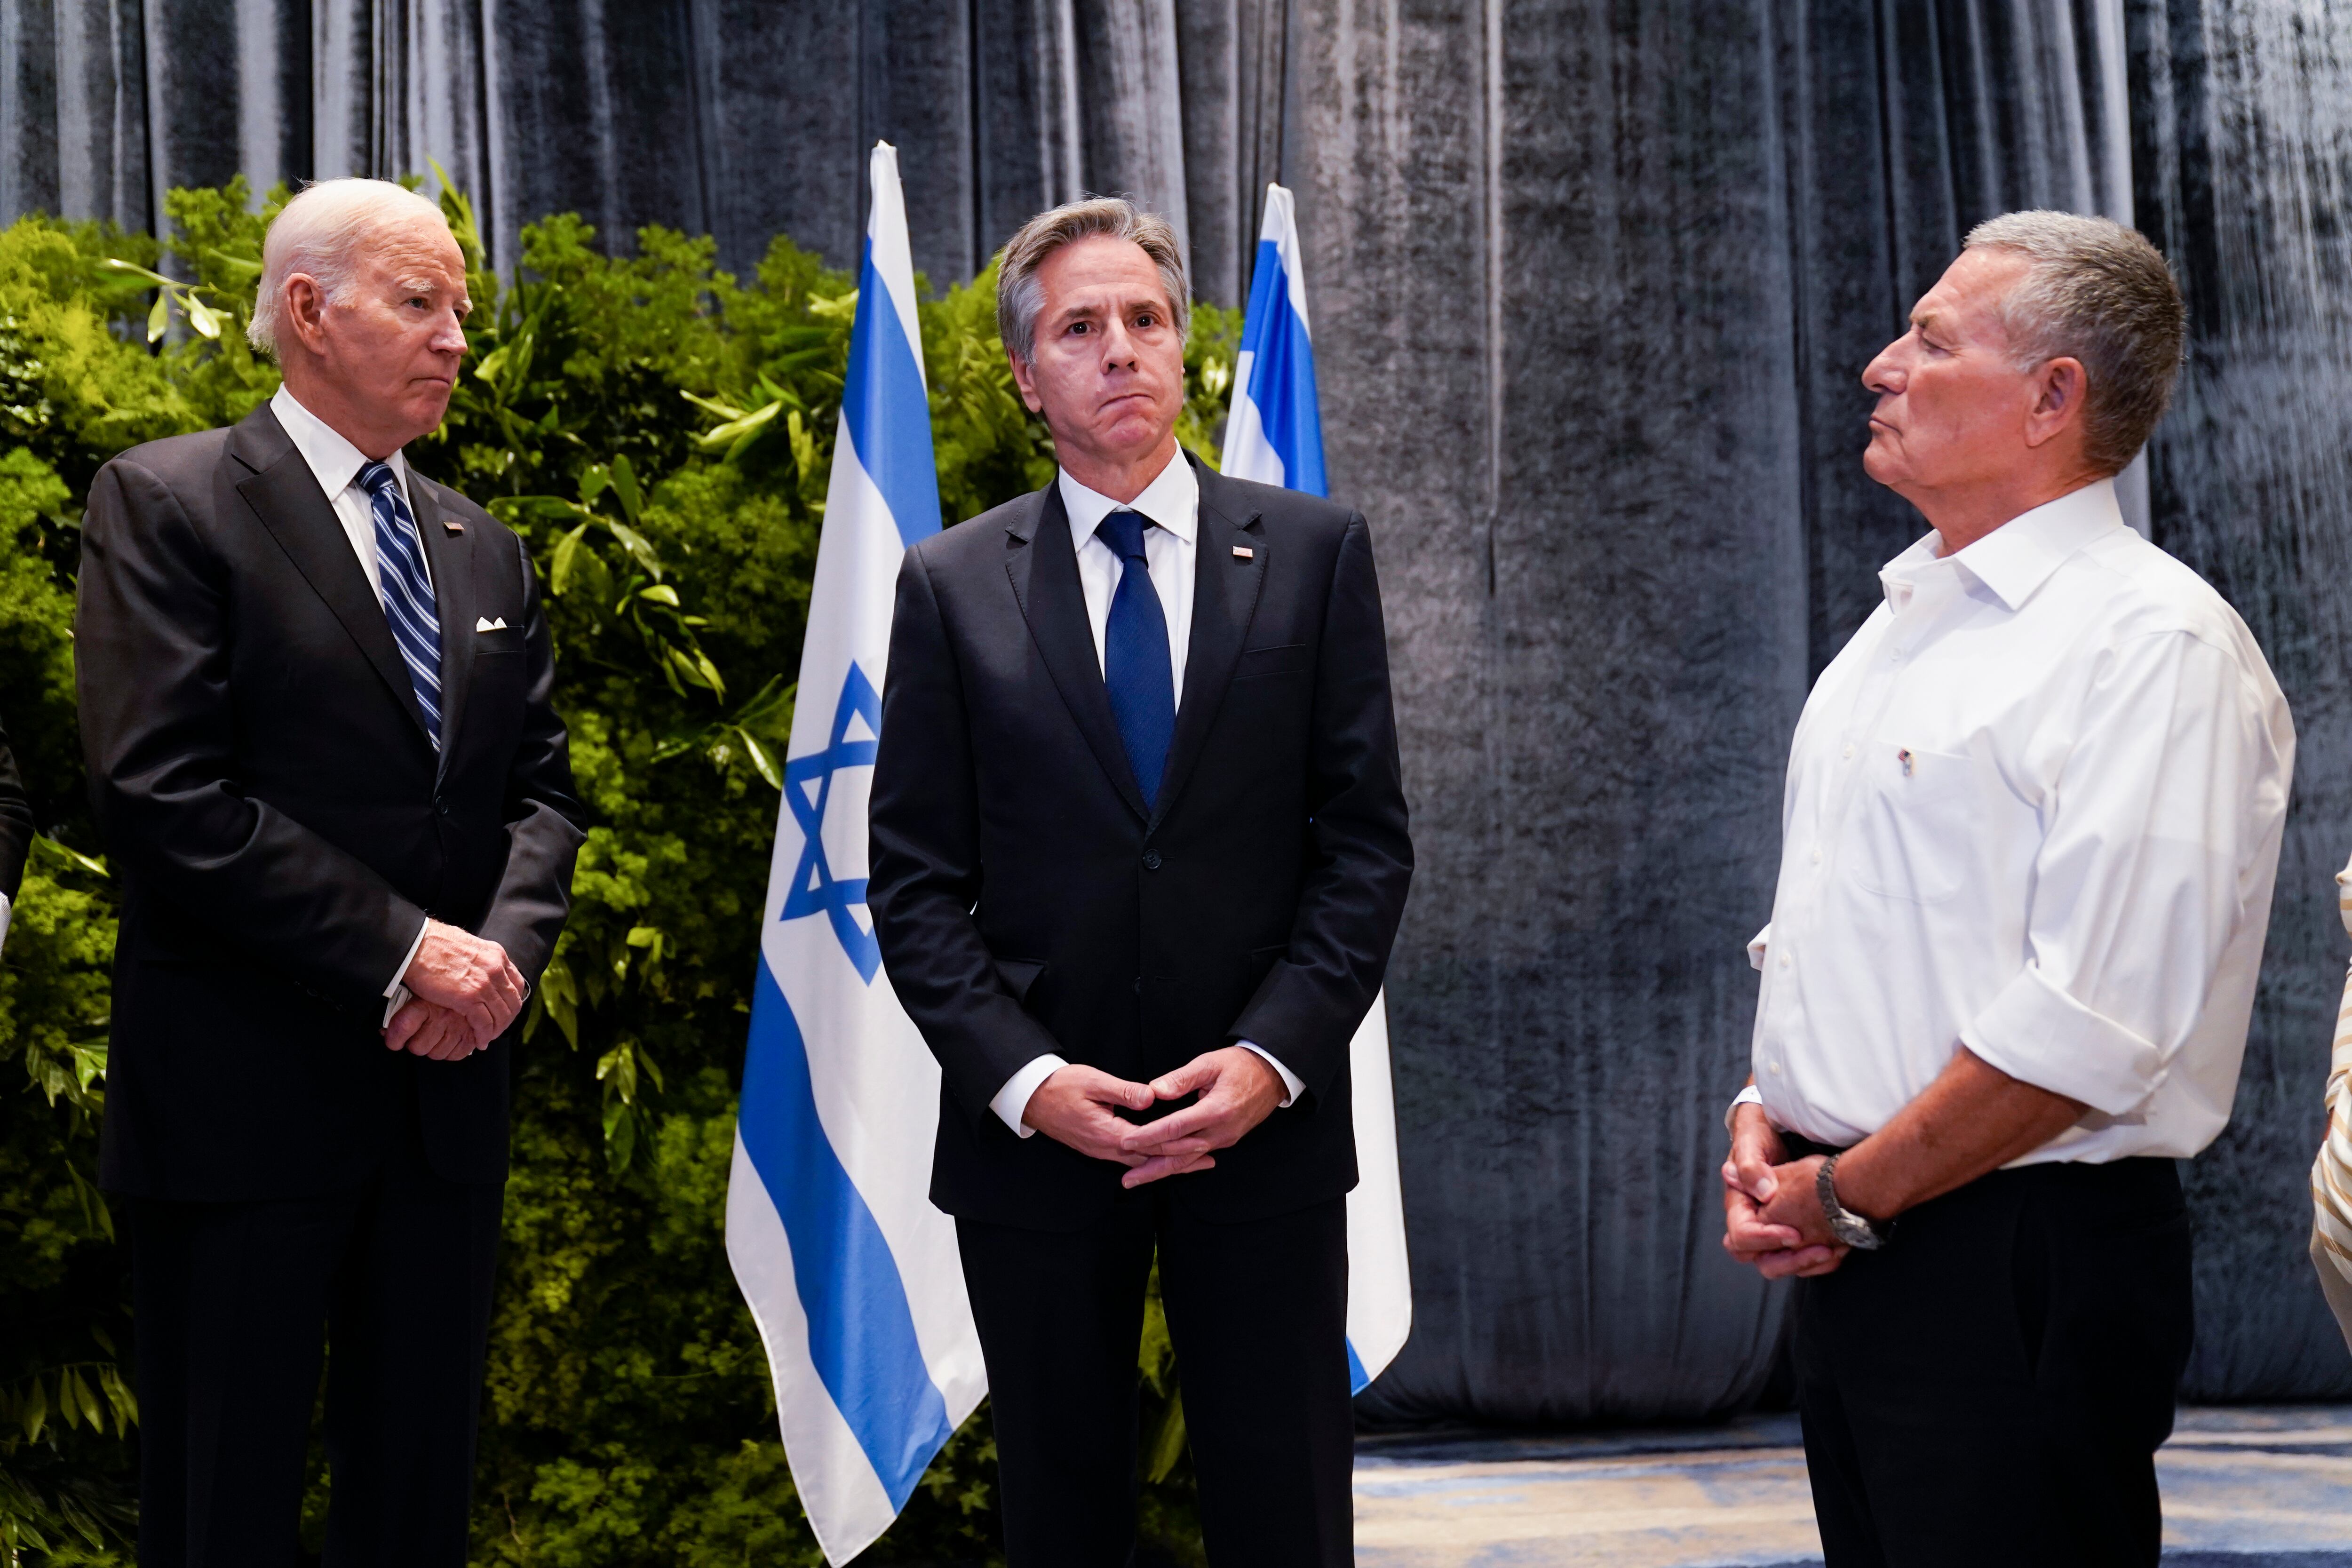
[1023,1046,1287,1188]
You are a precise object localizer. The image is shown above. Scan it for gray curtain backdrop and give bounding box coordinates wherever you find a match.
[4,0,2347,1417]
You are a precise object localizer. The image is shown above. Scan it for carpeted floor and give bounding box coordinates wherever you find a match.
[1350,1406,2352,1567]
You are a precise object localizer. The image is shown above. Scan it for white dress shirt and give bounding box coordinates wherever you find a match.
[270,386,433,1020]
[1742,478,2293,1163]
[987,452,1304,1137]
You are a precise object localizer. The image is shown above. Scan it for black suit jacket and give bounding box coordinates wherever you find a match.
[77,403,587,1201]
[0,712,30,903]
[869,455,1412,1228]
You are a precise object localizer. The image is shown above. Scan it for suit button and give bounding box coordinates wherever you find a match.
[1142,851,1162,871]
[435,800,451,817]
[1133,977,1142,995]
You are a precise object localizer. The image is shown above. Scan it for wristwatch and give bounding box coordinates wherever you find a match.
[1816,1154,1894,1250]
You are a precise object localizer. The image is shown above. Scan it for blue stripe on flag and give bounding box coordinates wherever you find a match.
[1239,237,1327,499]
[1346,1337,1369,1397]
[840,240,943,548]
[739,956,953,1507]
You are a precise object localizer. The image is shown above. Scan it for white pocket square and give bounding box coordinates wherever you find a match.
[475,616,508,632]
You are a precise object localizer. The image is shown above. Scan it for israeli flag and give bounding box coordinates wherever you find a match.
[1222,182,1412,1394]
[725,142,983,1564]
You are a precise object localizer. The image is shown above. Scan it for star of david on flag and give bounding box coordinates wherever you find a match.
[779,665,884,983]
[725,143,984,1566]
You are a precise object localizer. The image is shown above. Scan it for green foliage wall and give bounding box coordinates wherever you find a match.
[0,179,1241,1567]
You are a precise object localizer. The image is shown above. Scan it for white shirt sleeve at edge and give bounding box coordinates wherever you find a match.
[1960,631,2279,1117]
[381,916,431,1028]
[991,1053,1069,1138]
[0,889,11,954]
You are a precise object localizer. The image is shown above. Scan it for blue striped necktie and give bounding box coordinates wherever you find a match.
[358,460,442,748]
[1097,509,1174,807]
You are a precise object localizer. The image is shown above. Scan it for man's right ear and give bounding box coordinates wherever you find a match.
[1006,348,1045,414]
[281,274,332,358]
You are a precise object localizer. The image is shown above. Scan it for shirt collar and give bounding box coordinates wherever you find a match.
[270,383,408,501]
[1060,449,1199,549]
[1879,477,2126,614]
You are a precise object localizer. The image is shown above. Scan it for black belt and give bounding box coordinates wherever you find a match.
[1780,1132,1852,1159]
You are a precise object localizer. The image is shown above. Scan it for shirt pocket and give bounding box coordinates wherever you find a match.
[1842,744,1978,904]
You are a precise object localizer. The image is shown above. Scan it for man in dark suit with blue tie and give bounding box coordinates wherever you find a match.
[74,179,584,1566]
[869,199,1412,1566]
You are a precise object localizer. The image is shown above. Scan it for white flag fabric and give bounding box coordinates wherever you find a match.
[724,141,984,1565]
[1221,181,1413,1393]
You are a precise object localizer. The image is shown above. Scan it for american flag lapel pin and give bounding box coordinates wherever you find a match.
[443,518,464,534]
[1232,545,1254,560]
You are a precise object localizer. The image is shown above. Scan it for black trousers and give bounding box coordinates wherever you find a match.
[1794,1156,2193,1568]
[956,1191,1353,1568]
[126,1106,504,1568]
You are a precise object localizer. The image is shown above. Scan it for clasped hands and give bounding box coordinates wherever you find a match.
[381,918,528,1062]
[1721,1101,1850,1280]
[1023,1046,1285,1188]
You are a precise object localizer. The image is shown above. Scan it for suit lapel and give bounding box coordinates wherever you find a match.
[230,406,435,747]
[1153,459,1265,830]
[1005,484,1151,823]
[410,474,476,772]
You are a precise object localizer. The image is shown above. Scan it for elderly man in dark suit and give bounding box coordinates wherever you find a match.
[869,198,1412,1567]
[76,178,585,1567]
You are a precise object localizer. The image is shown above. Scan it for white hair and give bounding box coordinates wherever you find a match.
[247,179,453,357]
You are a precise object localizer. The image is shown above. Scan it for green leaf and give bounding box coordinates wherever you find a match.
[184,295,223,340]
[609,454,644,522]
[1143,1389,1188,1483]
[146,291,169,343]
[549,522,589,596]
[21,1370,48,1442]
[605,518,663,581]
[695,398,780,450]
[738,730,782,789]
[203,247,264,279]
[637,583,681,607]
[681,389,749,422]
[104,256,176,286]
[32,835,109,876]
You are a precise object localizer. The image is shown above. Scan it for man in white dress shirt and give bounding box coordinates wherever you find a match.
[1720,211,2293,1567]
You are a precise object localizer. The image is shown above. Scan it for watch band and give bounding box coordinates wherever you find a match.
[1816,1154,1894,1250]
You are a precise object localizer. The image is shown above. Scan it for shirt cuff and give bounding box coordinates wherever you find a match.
[0,889,11,955]
[1747,923,1772,972]
[382,917,430,1029]
[1724,1082,1764,1133]
[1960,963,2163,1117]
[1236,1041,1303,1107]
[990,1054,1069,1138]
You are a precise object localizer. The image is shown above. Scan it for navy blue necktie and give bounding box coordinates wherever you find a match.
[359,460,443,748]
[1098,509,1174,807]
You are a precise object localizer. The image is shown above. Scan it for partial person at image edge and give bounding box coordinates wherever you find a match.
[1721,212,2293,1568]
[0,710,30,951]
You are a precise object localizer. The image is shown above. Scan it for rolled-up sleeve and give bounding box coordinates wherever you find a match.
[1961,629,2281,1115]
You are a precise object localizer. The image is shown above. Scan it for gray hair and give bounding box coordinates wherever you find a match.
[248,178,451,357]
[995,197,1189,362]
[1962,210,2185,474]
